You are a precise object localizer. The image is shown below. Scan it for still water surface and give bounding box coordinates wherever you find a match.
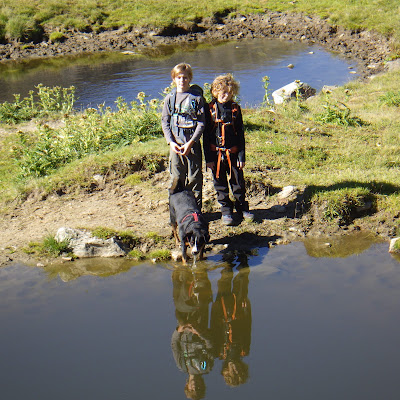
[1,236,399,400]
[0,38,359,108]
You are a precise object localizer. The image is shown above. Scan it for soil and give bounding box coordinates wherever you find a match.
[0,12,393,77]
[0,11,397,267]
[0,155,396,267]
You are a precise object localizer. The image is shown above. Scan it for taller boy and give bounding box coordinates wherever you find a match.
[162,63,206,208]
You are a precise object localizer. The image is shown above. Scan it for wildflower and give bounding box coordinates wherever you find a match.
[137,92,146,100]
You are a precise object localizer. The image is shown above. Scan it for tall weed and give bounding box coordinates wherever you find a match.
[15,93,162,178]
[313,95,364,126]
[0,84,75,124]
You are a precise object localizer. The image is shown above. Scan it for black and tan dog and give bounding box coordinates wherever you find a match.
[169,182,210,264]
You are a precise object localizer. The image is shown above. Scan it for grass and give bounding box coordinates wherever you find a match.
[7,88,162,179]
[0,1,400,232]
[1,68,400,228]
[0,84,75,124]
[0,0,400,51]
[24,234,71,257]
[242,68,400,222]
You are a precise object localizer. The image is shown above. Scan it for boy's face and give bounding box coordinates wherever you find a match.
[217,89,233,104]
[174,71,191,93]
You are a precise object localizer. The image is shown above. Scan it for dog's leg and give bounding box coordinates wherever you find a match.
[181,241,188,265]
[171,223,180,246]
[198,246,205,260]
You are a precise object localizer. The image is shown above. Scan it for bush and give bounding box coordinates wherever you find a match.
[0,84,75,124]
[14,91,162,177]
[314,96,364,126]
[5,15,44,42]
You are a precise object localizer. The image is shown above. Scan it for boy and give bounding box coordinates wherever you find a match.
[162,63,206,208]
[203,74,253,225]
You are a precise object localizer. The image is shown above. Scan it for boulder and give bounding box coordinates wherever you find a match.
[55,227,127,258]
[277,185,298,200]
[272,81,316,104]
[389,237,400,254]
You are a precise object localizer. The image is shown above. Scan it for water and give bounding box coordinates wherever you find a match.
[0,38,359,109]
[1,236,399,400]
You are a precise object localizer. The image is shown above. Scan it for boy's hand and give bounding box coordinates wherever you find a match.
[238,161,245,170]
[170,142,182,154]
[206,162,215,170]
[179,141,193,156]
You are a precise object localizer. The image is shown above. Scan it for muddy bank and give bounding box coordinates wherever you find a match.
[0,12,393,78]
[0,165,396,268]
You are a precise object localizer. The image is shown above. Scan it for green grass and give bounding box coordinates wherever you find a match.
[149,249,171,261]
[24,234,71,257]
[1,0,400,228]
[1,0,400,50]
[241,68,400,221]
[7,88,162,179]
[1,68,400,226]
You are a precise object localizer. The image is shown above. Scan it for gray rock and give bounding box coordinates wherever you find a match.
[386,59,400,72]
[55,227,126,258]
[389,237,400,254]
[277,185,298,199]
[272,81,316,104]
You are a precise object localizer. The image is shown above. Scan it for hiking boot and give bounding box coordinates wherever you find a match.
[222,215,234,226]
[242,211,254,221]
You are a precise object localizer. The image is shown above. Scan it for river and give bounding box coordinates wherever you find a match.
[0,38,359,109]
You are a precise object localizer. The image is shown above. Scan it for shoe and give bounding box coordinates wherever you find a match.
[242,211,254,221]
[222,215,234,226]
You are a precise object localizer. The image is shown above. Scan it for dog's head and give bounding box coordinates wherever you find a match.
[185,229,210,256]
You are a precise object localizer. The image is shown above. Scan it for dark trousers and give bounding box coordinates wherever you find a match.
[212,154,249,216]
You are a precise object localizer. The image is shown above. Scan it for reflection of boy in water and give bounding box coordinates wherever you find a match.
[211,254,252,387]
[171,268,214,399]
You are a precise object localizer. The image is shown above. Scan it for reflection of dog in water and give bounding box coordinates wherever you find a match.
[169,180,210,264]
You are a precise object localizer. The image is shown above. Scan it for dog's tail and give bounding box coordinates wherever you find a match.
[169,177,185,195]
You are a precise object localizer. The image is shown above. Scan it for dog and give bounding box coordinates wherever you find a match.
[169,182,210,264]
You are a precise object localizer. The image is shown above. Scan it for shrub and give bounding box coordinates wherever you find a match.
[15,91,162,178]
[5,15,44,42]
[314,96,364,126]
[0,84,75,124]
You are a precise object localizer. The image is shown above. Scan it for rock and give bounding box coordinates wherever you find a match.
[55,227,126,258]
[171,249,182,261]
[322,85,338,93]
[277,185,298,199]
[389,237,400,253]
[386,59,400,72]
[272,81,316,104]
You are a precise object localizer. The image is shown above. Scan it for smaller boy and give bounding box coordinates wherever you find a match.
[161,63,206,208]
[203,74,253,225]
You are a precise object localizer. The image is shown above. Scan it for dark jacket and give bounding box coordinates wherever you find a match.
[203,99,246,164]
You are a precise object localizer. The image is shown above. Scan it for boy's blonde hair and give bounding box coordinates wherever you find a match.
[171,63,193,81]
[211,73,239,98]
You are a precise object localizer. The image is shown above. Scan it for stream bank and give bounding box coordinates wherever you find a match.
[0,12,393,79]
